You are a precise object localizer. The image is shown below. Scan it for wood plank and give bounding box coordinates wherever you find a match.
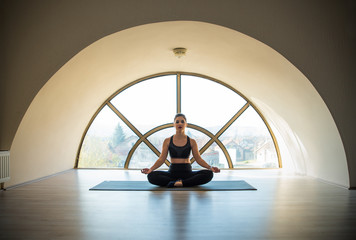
[1,169,356,240]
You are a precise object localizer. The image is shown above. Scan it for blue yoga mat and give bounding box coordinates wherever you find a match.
[90,180,257,191]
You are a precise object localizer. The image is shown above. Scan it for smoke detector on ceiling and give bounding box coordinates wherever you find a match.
[173,48,187,58]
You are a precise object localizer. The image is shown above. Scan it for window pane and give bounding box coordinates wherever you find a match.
[147,127,175,161]
[129,142,166,169]
[110,75,176,134]
[192,142,228,169]
[181,75,247,134]
[219,106,278,168]
[186,128,211,151]
[187,128,225,168]
[78,106,139,168]
[187,128,211,161]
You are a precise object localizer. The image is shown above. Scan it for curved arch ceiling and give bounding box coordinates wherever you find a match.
[10,21,349,187]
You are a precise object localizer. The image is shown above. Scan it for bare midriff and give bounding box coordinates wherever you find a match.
[170,158,191,164]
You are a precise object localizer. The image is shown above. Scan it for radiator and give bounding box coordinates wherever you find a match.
[0,151,10,189]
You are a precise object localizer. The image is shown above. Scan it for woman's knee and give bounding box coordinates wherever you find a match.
[206,170,214,180]
[147,171,169,186]
[147,172,157,184]
[199,170,214,181]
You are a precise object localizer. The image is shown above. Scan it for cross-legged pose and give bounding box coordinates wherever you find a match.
[141,113,220,187]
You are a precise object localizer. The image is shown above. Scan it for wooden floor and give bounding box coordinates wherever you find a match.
[1,169,356,240]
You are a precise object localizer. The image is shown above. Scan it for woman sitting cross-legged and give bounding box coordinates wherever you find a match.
[141,113,220,187]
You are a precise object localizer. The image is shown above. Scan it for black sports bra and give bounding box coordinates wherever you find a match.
[168,136,192,159]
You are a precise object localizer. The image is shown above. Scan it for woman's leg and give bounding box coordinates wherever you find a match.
[181,170,213,187]
[147,171,176,187]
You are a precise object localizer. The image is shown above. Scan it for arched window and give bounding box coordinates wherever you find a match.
[76,73,281,169]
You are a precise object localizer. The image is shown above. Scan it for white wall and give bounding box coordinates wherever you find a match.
[9,21,349,187]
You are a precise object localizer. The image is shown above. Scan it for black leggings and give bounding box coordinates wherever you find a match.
[147,163,213,187]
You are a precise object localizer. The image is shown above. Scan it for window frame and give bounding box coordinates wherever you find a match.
[75,72,282,169]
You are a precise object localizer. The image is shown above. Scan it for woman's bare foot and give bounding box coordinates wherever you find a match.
[174,179,183,187]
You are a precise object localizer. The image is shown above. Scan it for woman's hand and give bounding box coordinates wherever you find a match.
[141,168,152,174]
[211,166,220,173]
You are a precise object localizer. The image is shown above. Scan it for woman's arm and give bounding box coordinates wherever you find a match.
[141,138,170,174]
[191,139,220,173]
